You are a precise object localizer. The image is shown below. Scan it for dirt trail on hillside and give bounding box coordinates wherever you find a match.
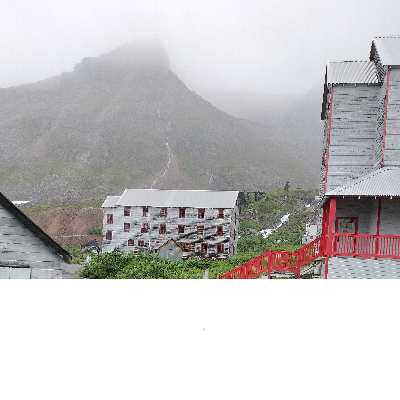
[31,208,103,247]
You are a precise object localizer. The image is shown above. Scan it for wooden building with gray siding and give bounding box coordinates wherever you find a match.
[102,189,239,259]
[0,192,71,278]
[318,36,400,278]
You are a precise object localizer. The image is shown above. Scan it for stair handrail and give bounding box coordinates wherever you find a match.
[220,236,324,279]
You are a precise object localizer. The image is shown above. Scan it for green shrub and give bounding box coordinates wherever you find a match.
[64,245,87,264]
[78,248,136,278]
[78,250,207,279]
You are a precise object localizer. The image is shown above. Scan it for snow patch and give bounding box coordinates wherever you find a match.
[259,213,290,238]
[12,201,30,205]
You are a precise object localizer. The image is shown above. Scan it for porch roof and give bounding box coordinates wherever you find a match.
[321,167,400,206]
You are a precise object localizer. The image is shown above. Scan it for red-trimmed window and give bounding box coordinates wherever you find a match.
[141,223,149,233]
[107,214,113,224]
[143,206,149,217]
[124,206,131,216]
[128,239,134,246]
[106,230,112,240]
[197,226,204,235]
[181,243,195,252]
[160,208,167,217]
[216,226,223,236]
[159,224,166,234]
[217,209,224,219]
[198,208,205,218]
[217,244,224,254]
[124,223,130,232]
[178,225,185,234]
[235,213,237,225]
[179,208,186,218]
[138,240,145,247]
[201,243,208,253]
[234,230,236,241]
[233,246,235,255]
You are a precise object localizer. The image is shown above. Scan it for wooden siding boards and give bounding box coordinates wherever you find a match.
[379,198,400,235]
[102,203,239,259]
[335,198,373,234]
[384,69,400,165]
[0,203,64,278]
[323,84,379,194]
[373,69,389,169]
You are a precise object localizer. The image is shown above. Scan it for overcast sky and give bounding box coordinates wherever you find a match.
[1,0,399,95]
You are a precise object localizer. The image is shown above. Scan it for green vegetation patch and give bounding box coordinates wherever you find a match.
[78,249,208,279]
[64,245,90,265]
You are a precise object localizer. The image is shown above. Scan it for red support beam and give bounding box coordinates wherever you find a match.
[325,197,336,279]
[324,86,334,194]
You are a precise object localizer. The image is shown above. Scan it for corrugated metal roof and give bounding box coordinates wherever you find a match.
[326,61,379,84]
[102,196,121,208]
[115,189,239,208]
[371,36,400,66]
[325,167,400,198]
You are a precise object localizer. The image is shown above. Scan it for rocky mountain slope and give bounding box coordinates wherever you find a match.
[0,42,318,203]
[198,88,324,175]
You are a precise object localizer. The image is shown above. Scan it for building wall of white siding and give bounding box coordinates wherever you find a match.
[368,198,380,234]
[0,204,63,278]
[379,198,400,235]
[323,84,380,194]
[374,68,389,169]
[335,198,374,234]
[384,68,400,166]
[102,205,238,258]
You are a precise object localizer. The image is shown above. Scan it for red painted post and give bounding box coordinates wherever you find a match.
[297,250,302,279]
[324,86,334,194]
[325,197,336,279]
[241,264,245,279]
[267,250,272,279]
[376,199,382,256]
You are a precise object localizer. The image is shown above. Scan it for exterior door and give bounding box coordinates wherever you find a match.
[335,218,358,254]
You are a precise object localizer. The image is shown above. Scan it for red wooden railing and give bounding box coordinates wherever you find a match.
[220,236,323,279]
[332,234,400,259]
[220,233,400,279]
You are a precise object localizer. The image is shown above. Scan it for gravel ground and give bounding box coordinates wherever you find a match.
[62,263,83,279]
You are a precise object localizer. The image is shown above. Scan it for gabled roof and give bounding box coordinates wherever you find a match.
[152,238,182,251]
[370,36,400,66]
[326,61,380,84]
[323,167,400,202]
[114,189,239,208]
[101,196,121,208]
[0,192,71,264]
[321,60,380,119]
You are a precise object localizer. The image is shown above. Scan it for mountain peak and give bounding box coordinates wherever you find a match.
[74,40,170,74]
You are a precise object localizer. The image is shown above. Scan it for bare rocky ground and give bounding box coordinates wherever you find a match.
[62,264,83,279]
[30,208,103,248]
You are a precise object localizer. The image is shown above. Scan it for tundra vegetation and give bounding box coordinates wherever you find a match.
[76,188,318,279]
